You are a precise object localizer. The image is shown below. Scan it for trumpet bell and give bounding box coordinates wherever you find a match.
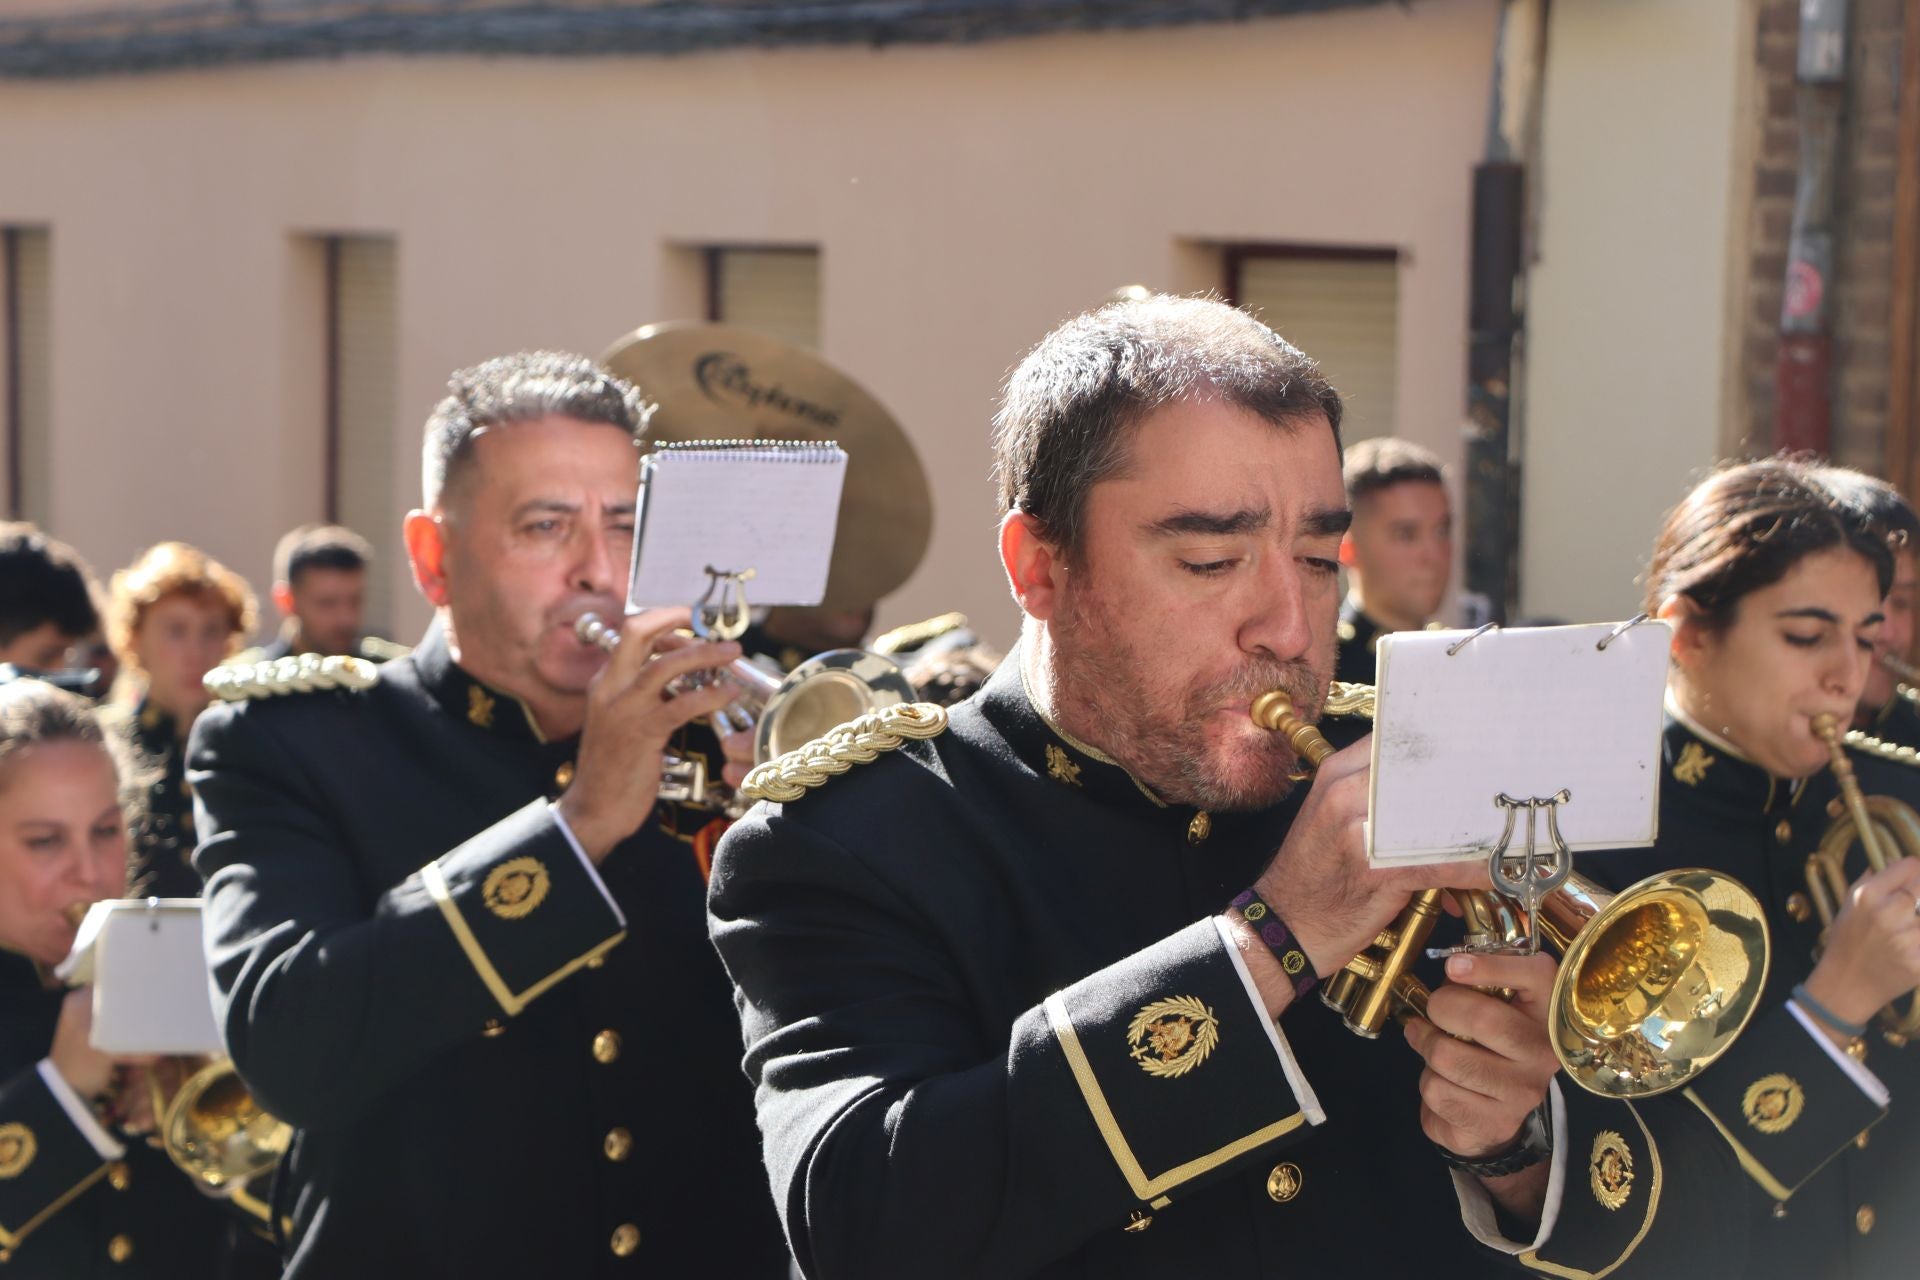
[159,1058,292,1190]
[755,650,919,763]
[1549,869,1770,1099]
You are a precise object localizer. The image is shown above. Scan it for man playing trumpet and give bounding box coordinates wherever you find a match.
[189,352,787,1277]
[710,295,1749,1277]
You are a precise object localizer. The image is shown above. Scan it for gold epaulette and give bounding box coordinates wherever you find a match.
[204,653,379,703]
[739,702,949,803]
[357,635,412,662]
[870,612,969,657]
[1897,683,1920,707]
[1842,728,1920,769]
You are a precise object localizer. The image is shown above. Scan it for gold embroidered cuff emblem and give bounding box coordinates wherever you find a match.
[1743,1073,1805,1134]
[1046,743,1082,787]
[1589,1130,1633,1211]
[1672,742,1715,786]
[467,685,497,729]
[0,1123,36,1178]
[1127,996,1219,1079]
[482,857,551,920]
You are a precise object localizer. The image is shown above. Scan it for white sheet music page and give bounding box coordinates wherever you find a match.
[626,440,848,610]
[62,899,225,1055]
[1365,621,1672,867]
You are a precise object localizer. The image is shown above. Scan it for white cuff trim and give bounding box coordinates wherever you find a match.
[1449,1078,1567,1255]
[1787,1000,1890,1108]
[547,801,627,930]
[1211,914,1326,1126]
[36,1058,125,1161]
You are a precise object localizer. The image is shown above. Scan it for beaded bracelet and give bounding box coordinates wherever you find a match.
[1229,888,1319,999]
[1792,982,1869,1039]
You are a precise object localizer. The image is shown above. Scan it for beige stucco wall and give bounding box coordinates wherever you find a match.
[1519,0,1754,623]
[0,0,1497,649]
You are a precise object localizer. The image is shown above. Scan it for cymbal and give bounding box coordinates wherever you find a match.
[600,323,932,613]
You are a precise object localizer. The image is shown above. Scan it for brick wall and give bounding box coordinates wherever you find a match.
[1739,0,1906,471]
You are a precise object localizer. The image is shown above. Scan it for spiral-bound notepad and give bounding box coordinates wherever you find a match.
[627,439,848,610]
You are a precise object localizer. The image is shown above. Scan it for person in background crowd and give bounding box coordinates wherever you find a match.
[1335,437,1452,685]
[0,525,102,675]
[252,524,406,664]
[1819,472,1920,748]
[105,544,255,898]
[0,678,240,1279]
[904,641,1003,707]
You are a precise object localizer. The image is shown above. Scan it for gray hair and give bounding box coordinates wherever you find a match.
[991,294,1342,559]
[421,351,651,507]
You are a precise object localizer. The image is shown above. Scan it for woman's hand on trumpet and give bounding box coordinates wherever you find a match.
[47,987,156,1130]
[558,607,744,862]
[1802,855,1920,1040]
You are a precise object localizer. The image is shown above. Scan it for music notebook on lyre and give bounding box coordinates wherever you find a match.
[1365,620,1672,867]
[626,439,848,611]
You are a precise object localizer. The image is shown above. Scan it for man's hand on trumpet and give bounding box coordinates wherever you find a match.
[557,607,744,862]
[1405,951,1560,1220]
[1229,733,1497,1015]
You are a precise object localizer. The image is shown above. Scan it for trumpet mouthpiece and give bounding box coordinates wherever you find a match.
[1249,690,1298,732]
[1811,712,1839,742]
[576,613,618,652]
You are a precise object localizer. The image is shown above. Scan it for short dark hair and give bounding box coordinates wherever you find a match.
[0,523,102,647]
[1343,437,1445,504]
[1644,457,1895,630]
[422,351,648,508]
[992,294,1342,559]
[274,524,374,587]
[1816,468,1920,559]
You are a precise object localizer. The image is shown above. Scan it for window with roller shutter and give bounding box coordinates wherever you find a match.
[1226,247,1400,442]
[3,228,51,523]
[325,235,399,636]
[705,247,820,351]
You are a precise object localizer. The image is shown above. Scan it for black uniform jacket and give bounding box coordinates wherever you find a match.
[1586,715,1913,1280]
[118,698,201,900]
[188,623,787,1279]
[0,952,231,1278]
[1334,601,1383,687]
[711,650,1750,1279]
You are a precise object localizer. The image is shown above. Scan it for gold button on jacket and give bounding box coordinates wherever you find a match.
[1856,1204,1875,1235]
[610,1223,642,1256]
[604,1127,634,1162]
[592,1029,622,1064]
[107,1233,134,1264]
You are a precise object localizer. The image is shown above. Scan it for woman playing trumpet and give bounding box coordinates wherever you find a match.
[0,679,237,1278]
[1582,458,1920,1279]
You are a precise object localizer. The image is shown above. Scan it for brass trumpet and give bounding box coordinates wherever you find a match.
[146,1057,290,1213]
[575,612,916,811]
[1251,686,1771,1099]
[1810,713,1920,1044]
[1878,650,1920,685]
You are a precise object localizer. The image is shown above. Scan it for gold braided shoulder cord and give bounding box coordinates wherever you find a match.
[740,702,949,803]
[203,654,380,703]
[1843,729,1920,770]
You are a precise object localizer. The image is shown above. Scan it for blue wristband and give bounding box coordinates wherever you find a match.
[1792,982,1869,1039]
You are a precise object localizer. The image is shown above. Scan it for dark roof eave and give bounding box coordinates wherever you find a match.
[0,0,1401,80]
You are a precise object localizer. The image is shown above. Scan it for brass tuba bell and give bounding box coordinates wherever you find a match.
[1251,685,1771,1098]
